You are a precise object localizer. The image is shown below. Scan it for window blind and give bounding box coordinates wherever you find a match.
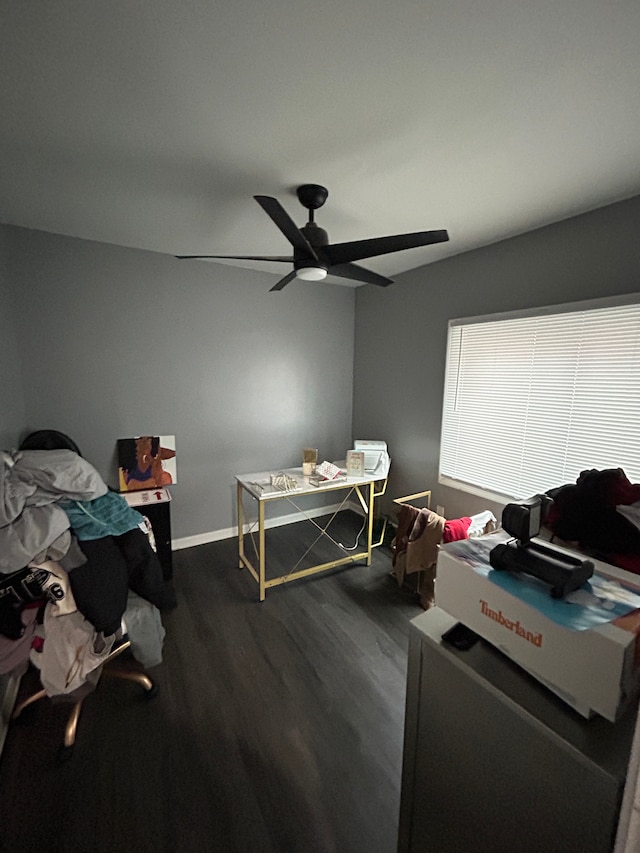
[439,296,640,500]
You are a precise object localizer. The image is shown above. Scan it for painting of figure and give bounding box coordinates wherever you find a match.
[118,435,177,491]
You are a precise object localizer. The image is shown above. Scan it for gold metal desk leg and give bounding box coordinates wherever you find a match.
[366,481,375,565]
[259,500,266,601]
[237,481,245,569]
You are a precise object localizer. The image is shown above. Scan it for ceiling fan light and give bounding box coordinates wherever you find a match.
[296,266,327,281]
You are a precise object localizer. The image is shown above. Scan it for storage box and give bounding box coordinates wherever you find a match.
[435,532,640,721]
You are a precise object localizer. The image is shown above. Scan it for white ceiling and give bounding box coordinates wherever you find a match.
[1,0,640,284]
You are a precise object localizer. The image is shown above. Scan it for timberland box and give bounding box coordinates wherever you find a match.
[435,531,640,721]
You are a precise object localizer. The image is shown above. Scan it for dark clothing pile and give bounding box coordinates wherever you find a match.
[0,442,168,692]
[546,468,640,575]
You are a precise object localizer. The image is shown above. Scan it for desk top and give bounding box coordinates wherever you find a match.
[411,607,639,773]
[236,465,381,500]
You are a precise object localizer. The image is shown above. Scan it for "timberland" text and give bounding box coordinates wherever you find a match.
[479,600,542,647]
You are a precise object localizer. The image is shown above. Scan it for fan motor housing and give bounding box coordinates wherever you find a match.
[295,223,329,275]
[300,223,329,248]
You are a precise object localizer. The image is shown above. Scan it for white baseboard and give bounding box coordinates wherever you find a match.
[171,499,362,551]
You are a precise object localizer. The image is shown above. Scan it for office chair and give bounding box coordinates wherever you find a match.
[10,429,162,761]
[11,636,158,762]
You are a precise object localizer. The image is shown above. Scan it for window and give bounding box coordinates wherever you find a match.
[439,294,640,501]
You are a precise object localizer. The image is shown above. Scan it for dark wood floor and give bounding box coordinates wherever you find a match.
[0,512,421,853]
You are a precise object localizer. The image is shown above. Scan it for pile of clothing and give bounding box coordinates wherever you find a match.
[0,441,169,698]
[392,507,496,610]
[546,467,640,575]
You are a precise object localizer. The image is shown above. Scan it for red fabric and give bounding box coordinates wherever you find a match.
[576,468,640,507]
[547,468,640,559]
[443,517,471,543]
[610,554,640,576]
[613,479,640,506]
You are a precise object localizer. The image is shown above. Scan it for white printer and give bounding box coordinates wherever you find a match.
[353,440,388,473]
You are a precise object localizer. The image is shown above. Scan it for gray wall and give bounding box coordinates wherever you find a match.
[0,229,27,448]
[353,194,640,522]
[3,226,356,540]
[0,230,26,752]
[3,193,640,539]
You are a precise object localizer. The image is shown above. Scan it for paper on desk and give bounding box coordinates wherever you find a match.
[251,475,301,495]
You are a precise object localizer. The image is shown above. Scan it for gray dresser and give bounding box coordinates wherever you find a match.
[398,607,638,853]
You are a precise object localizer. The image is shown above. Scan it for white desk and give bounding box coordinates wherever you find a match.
[236,466,387,600]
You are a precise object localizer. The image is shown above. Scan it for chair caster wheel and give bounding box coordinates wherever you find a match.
[57,744,75,762]
[13,704,36,725]
[144,683,159,700]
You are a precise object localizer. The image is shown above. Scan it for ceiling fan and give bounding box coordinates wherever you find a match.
[176,184,449,291]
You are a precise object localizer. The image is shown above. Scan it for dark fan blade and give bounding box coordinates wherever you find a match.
[176,254,293,261]
[325,229,449,266]
[269,271,297,292]
[254,196,319,260]
[329,263,394,287]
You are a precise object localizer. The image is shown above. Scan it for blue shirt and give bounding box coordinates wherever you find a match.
[60,491,144,541]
